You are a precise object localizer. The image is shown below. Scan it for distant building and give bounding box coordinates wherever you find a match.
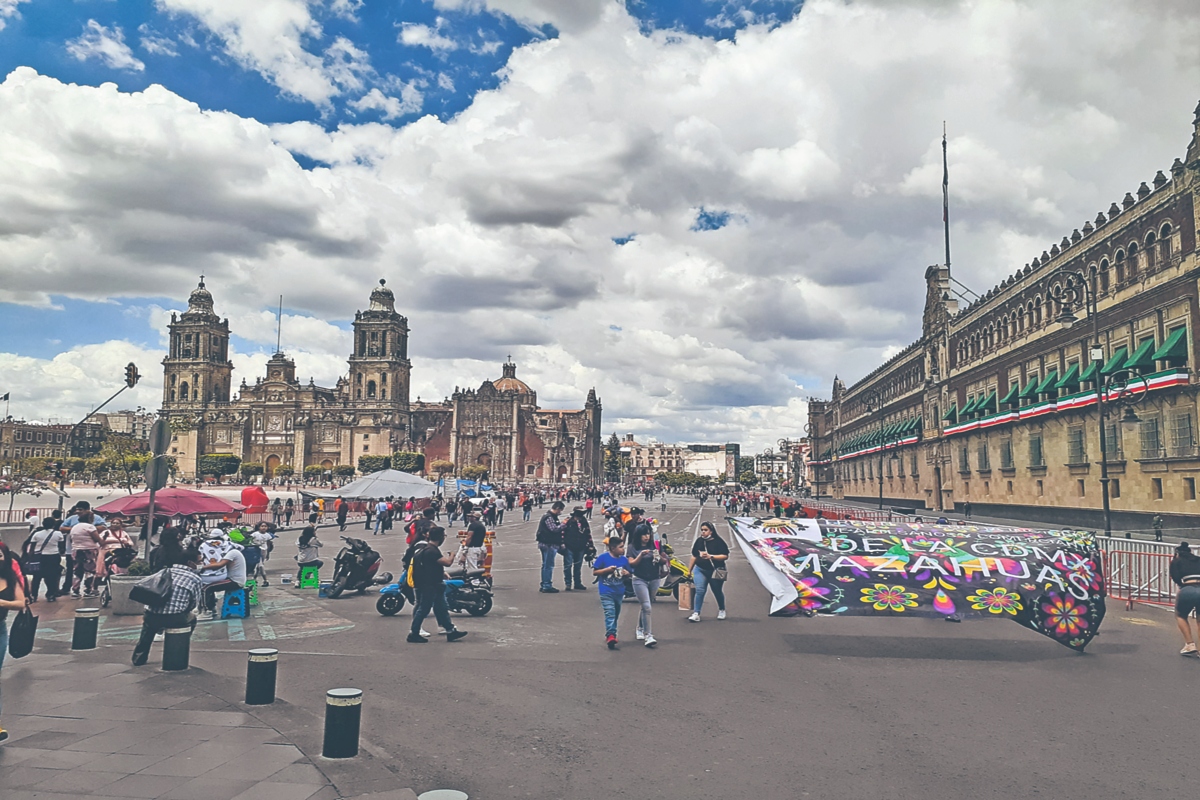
[94,410,156,442]
[618,435,687,481]
[0,420,105,460]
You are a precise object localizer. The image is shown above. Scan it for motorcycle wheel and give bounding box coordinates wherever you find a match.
[327,575,349,599]
[466,595,493,617]
[376,593,405,616]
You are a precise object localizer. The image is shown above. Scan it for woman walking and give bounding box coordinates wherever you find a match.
[283,498,294,527]
[1170,541,1200,656]
[627,528,663,647]
[688,521,729,622]
[0,542,30,742]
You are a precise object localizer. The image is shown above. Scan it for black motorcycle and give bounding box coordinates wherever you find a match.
[376,565,494,617]
[326,536,392,598]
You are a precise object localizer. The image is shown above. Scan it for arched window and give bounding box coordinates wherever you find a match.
[1098,260,1109,293]
[381,373,387,385]
[1145,231,1157,268]
[170,389,176,401]
[170,374,176,386]
[1128,241,1139,278]
[1033,297,1043,326]
[1160,222,1173,260]
[356,373,363,384]
[356,388,362,399]
[367,380,377,399]
[380,388,387,400]
[180,382,189,401]
[1115,250,1125,283]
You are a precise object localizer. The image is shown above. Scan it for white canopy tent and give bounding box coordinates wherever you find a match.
[304,469,438,500]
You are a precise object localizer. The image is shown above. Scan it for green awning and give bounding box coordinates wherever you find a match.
[999,383,1020,406]
[1018,376,1040,399]
[1152,327,1188,361]
[1101,346,1128,375]
[1123,339,1156,371]
[905,416,920,433]
[1079,361,1099,383]
[976,391,997,416]
[1055,363,1081,390]
[1036,370,1059,394]
[942,403,958,422]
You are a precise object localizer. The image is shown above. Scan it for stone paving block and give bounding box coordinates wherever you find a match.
[75,753,171,773]
[116,736,198,757]
[261,762,327,785]
[0,745,108,769]
[342,790,420,800]
[227,781,327,800]
[62,731,140,754]
[202,744,304,782]
[135,752,231,778]
[92,772,195,798]
[7,729,98,751]
[2,765,70,788]
[31,766,128,794]
[159,777,261,800]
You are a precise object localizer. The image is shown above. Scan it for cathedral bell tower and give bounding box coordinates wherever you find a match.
[348,280,411,410]
[162,278,233,409]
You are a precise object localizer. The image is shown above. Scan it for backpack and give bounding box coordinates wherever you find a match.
[405,542,430,588]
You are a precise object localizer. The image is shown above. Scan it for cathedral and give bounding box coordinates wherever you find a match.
[161,279,603,483]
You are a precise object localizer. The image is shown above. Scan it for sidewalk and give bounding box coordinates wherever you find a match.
[1,633,417,800]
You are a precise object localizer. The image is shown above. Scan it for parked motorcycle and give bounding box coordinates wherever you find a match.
[326,536,392,598]
[376,566,494,617]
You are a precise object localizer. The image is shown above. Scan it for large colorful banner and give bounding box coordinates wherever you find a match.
[728,517,1106,651]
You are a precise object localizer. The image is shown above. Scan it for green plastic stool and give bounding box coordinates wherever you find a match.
[244,578,259,605]
[298,566,320,589]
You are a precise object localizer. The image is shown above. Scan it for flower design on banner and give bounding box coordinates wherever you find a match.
[764,539,801,559]
[1041,595,1089,638]
[860,584,918,612]
[1066,558,1103,592]
[795,575,832,611]
[966,587,1024,615]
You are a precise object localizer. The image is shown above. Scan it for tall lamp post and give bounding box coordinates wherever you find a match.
[1054,271,1147,538]
[862,389,890,511]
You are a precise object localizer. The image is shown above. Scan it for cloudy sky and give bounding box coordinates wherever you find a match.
[1,0,1199,451]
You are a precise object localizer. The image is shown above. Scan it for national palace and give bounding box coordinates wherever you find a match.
[161,280,603,483]
[807,99,1200,528]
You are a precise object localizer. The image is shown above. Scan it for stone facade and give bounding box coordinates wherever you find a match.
[808,99,1200,529]
[161,280,602,483]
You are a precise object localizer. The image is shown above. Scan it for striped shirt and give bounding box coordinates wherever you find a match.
[147,565,203,615]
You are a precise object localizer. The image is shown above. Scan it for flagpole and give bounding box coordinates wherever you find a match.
[943,121,951,275]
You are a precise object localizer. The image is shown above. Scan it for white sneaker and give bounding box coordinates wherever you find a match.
[687,612,700,622]
[717,610,727,620]
[437,628,452,635]
[635,628,645,640]
[644,635,657,647]
[419,629,431,638]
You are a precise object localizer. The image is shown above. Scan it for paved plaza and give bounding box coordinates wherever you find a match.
[1,494,1196,799]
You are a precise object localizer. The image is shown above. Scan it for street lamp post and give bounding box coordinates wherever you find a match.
[1054,271,1147,538]
[862,389,887,511]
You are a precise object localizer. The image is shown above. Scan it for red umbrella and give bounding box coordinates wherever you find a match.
[96,487,244,517]
[240,486,269,514]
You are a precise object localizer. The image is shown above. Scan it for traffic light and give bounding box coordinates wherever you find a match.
[125,362,140,388]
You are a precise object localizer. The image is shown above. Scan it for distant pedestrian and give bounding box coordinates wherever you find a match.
[688,521,729,622]
[562,508,593,591]
[522,497,534,522]
[284,498,294,526]
[592,536,629,649]
[1153,514,1164,542]
[1170,541,1200,657]
[336,499,349,531]
[271,498,283,526]
[963,501,972,520]
[536,502,566,593]
[495,495,506,526]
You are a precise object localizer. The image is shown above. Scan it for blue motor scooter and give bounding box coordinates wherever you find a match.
[377,565,493,617]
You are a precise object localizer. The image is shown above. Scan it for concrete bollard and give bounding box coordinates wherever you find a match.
[322,688,363,759]
[72,607,100,650]
[162,626,193,671]
[245,648,279,705]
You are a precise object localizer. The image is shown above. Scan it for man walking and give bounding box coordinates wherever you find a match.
[562,507,593,591]
[536,501,566,593]
[406,528,467,644]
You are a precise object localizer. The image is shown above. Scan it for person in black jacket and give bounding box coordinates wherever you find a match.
[1170,541,1200,657]
[536,502,566,593]
[561,508,593,591]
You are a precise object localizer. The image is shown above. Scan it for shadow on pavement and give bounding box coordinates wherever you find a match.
[783,633,1139,661]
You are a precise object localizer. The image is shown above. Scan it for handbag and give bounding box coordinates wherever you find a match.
[8,606,38,659]
[129,567,174,607]
[704,543,728,582]
[19,530,56,576]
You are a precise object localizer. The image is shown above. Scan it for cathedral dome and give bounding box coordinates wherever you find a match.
[493,360,532,394]
[187,277,215,313]
[368,279,395,312]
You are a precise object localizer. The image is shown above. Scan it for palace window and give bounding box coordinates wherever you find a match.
[976,442,990,471]
[958,446,969,473]
[1140,417,1162,459]
[1029,434,1044,468]
[1170,411,1195,458]
[1067,426,1087,464]
[1161,223,1174,261]
[999,439,1014,470]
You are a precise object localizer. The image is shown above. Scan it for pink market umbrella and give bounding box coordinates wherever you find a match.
[96,487,244,517]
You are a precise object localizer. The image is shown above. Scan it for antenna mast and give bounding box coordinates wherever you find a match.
[276,296,283,354]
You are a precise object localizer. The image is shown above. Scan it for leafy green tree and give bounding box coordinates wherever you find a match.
[274,464,294,478]
[304,465,325,477]
[333,464,356,477]
[428,459,455,478]
[240,462,264,479]
[391,451,425,473]
[460,464,488,481]
[738,470,759,486]
[198,454,241,483]
[358,455,391,474]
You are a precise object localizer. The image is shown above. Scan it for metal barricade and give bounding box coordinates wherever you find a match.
[1103,550,1176,610]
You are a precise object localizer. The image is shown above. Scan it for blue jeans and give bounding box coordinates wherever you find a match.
[539,544,559,590]
[692,568,725,614]
[599,593,622,637]
[523,508,531,521]
[562,547,585,587]
[411,586,455,636]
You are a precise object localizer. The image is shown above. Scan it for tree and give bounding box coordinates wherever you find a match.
[603,433,622,482]
[240,462,264,480]
[428,459,455,478]
[198,454,241,483]
[358,455,390,474]
[304,465,325,479]
[1,462,54,513]
[738,470,759,487]
[460,464,488,481]
[391,451,425,474]
[333,464,356,477]
[274,464,294,478]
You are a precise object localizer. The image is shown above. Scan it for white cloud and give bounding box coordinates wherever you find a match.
[139,24,181,57]
[6,0,1200,450]
[66,20,146,72]
[154,0,368,106]
[398,20,459,51]
[349,86,423,120]
[329,0,362,22]
[0,0,29,32]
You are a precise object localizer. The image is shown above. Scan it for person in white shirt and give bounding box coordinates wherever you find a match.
[25,518,65,602]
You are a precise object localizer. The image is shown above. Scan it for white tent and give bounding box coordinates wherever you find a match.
[306,469,438,500]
